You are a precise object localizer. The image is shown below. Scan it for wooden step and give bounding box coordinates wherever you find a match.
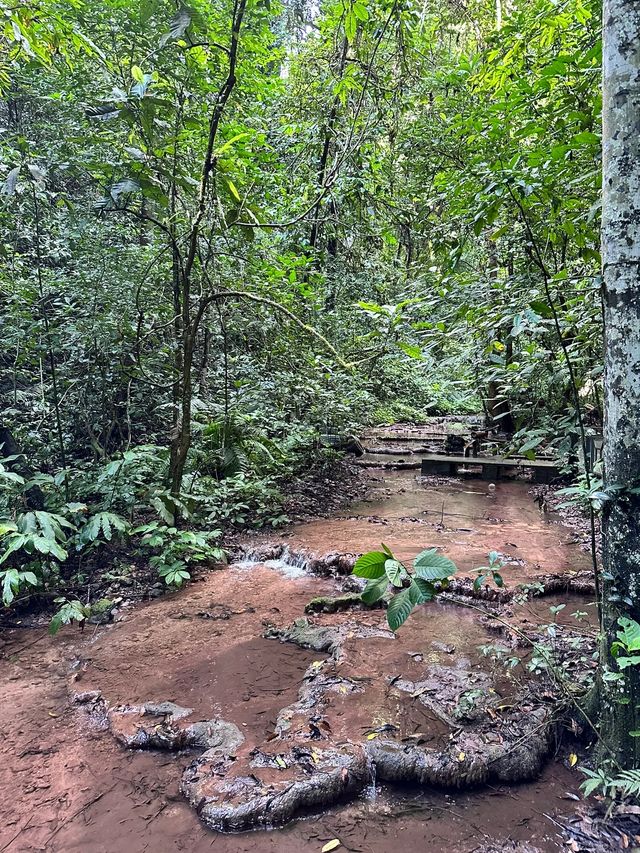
[420,453,560,484]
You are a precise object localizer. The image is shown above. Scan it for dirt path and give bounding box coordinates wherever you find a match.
[0,468,594,852]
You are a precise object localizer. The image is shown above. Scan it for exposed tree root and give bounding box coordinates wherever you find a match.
[368,707,553,787]
[74,600,590,834]
[73,692,244,754]
[181,743,373,831]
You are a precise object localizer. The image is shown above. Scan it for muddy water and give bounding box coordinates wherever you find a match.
[283,471,592,582]
[0,468,592,852]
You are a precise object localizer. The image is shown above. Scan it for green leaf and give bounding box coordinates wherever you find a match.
[344,10,357,41]
[48,613,63,635]
[353,1,369,21]
[617,656,640,670]
[102,513,113,541]
[356,301,384,314]
[353,551,387,579]
[397,341,422,359]
[27,164,46,183]
[1,166,20,197]
[110,179,141,200]
[384,559,405,587]
[387,584,421,631]
[2,570,17,605]
[361,575,389,605]
[159,7,191,47]
[617,617,640,653]
[86,103,122,121]
[226,179,242,202]
[413,549,457,581]
[0,534,28,563]
[413,577,436,603]
[35,510,57,541]
[215,132,251,156]
[529,300,553,319]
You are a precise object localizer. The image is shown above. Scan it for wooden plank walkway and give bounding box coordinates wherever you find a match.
[420,453,559,484]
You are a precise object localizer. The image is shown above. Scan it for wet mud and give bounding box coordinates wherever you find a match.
[0,454,599,851]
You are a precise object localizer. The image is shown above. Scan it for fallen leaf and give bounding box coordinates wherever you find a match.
[367,733,378,740]
[568,753,578,767]
[458,752,465,762]
[321,841,341,853]
[275,755,287,769]
[48,711,59,718]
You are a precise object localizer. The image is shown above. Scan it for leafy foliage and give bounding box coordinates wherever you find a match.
[353,544,503,631]
[581,768,640,801]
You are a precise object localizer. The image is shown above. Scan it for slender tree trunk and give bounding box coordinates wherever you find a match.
[169,329,195,499]
[32,185,68,498]
[166,0,247,504]
[309,37,348,256]
[598,0,640,767]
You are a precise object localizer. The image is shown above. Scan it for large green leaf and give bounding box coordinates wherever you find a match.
[384,558,405,587]
[361,575,389,605]
[0,534,27,563]
[616,617,640,653]
[353,551,387,579]
[2,570,18,605]
[413,577,436,603]
[413,549,457,581]
[386,583,421,631]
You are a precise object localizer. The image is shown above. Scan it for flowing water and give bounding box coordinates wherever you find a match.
[0,462,595,853]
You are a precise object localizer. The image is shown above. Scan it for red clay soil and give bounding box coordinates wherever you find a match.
[0,473,593,852]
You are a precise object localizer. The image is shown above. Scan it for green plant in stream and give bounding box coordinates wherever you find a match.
[352,544,505,631]
[472,550,505,591]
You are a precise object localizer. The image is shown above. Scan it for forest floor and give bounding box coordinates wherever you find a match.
[0,430,631,853]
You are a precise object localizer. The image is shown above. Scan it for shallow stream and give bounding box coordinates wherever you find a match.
[0,465,594,852]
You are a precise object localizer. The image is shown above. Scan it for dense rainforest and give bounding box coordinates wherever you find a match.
[1,0,640,848]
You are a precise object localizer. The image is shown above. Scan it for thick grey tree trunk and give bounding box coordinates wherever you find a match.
[599,0,640,766]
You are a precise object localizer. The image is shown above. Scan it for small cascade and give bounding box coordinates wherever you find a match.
[233,545,310,579]
[362,749,378,802]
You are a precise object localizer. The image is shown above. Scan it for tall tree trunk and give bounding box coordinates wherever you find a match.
[169,329,195,499]
[599,0,640,767]
[309,38,348,258]
[166,0,247,504]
